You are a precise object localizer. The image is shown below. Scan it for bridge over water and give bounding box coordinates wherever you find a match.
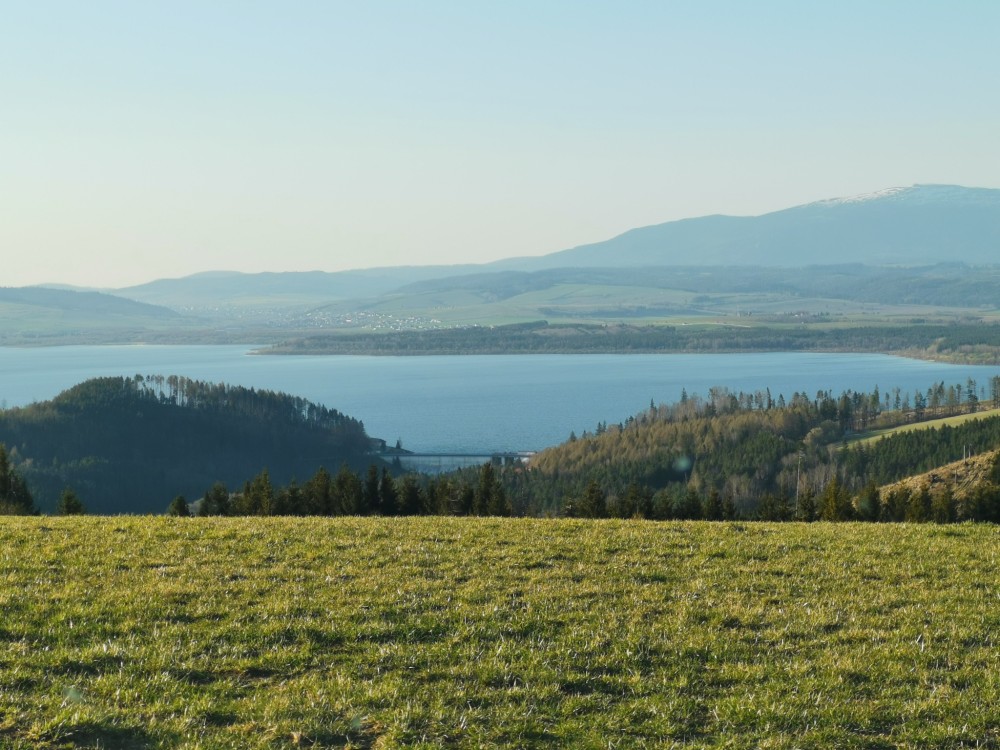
[390,451,536,473]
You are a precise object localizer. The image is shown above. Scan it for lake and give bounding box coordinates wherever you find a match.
[1,346,998,454]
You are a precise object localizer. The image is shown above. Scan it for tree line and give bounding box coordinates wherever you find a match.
[265,319,1000,364]
[0,376,373,513]
[167,462,513,518]
[503,377,1000,520]
[7,374,1000,522]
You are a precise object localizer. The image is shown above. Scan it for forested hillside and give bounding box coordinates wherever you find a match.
[503,377,1000,521]
[0,376,373,514]
[266,320,1000,363]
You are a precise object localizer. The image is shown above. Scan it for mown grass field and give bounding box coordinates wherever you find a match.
[847,408,1000,447]
[1,517,998,749]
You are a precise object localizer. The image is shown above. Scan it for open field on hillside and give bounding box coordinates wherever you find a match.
[1,517,999,749]
[848,408,1000,446]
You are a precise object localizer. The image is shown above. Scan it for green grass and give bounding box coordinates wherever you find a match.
[848,408,1000,446]
[1,517,999,748]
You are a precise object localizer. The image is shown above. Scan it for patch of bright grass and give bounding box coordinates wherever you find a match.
[1,517,998,748]
[848,408,1000,446]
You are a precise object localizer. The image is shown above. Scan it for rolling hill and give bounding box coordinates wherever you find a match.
[495,184,1000,269]
[116,184,1000,326]
[0,376,376,514]
[9,184,1000,339]
[0,286,195,345]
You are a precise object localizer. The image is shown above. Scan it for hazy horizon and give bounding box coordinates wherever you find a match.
[4,1,999,288]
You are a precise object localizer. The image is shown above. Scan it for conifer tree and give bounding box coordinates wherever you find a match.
[856,480,881,522]
[57,488,86,515]
[363,465,381,515]
[819,477,854,521]
[931,487,957,524]
[487,478,512,517]
[795,487,817,522]
[304,467,334,515]
[249,469,275,515]
[199,482,230,516]
[334,464,364,515]
[907,486,932,523]
[398,475,424,515]
[578,479,607,519]
[379,467,399,516]
[881,487,910,522]
[674,486,702,520]
[0,444,35,515]
[703,487,724,521]
[168,495,190,517]
[721,494,738,521]
[474,463,496,516]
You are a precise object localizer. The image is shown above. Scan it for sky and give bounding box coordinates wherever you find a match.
[3,1,999,289]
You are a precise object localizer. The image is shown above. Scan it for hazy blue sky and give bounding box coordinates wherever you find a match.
[3,1,999,288]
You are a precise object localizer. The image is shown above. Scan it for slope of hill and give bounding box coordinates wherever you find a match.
[3,517,998,749]
[102,185,1000,317]
[881,448,1000,505]
[0,376,376,514]
[358,263,1000,318]
[115,266,482,312]
[11,185,1000,342]
[0,286,198,345]
[0,286,180,316]
[495,184,1000,270]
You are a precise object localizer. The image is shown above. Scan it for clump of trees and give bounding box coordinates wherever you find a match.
[57,488,87,515]
[0,375,372,513]
[0,443,35,515]
[189,462,512,518]
[504,378,1000,520]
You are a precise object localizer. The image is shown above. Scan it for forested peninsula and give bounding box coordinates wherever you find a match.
[262,320,1000,364]
[0,376,374,514]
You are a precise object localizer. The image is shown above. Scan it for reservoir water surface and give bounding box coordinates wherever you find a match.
[2,346,998,453]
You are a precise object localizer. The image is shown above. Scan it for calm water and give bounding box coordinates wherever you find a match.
[1,346,998,453]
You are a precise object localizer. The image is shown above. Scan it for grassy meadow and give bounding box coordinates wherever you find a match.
[1,517,998,749]
[847,408,1000,447]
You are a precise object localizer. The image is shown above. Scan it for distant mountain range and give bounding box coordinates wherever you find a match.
[114,266,483,309]
[0,286,179,318]
[493,184,1000,269]
[116,184,1000,308]
[7,184,1000,336]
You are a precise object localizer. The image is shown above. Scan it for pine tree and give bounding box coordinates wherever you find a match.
[199,482,230,516]
[578,479,607,519]
[335,464,364,515]
[167,495,190,517]
[721,494,738,520]
[363,465,381,515]
[378,468,399,516]
[856,480,881,522]
[674,486,702,520]
[819,477,854,521]
[881,487,910,522]
[277,481,306,515]
[398,475,424,515]
[304,467,334,515]
[703,487,724,521]
[931,487,957,524]
[57,488,86,515]
[907,486,932,523]
[487,478,512,517]
[248,469,275,515]
[474,463,496,516]
[0,443,35,515]
[795,487,817,522]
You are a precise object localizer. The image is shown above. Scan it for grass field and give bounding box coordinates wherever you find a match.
[847,408,1000,446]
[1,517,998,749]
